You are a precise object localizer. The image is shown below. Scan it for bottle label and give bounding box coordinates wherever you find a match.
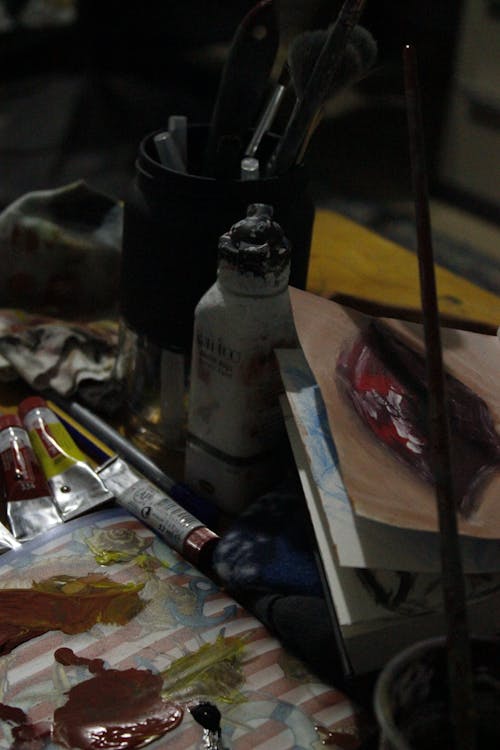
[128,483,199,551]
[190,327,288,455]
[186,278,296,510]
[185,437,277,514]
[196,332,242,379]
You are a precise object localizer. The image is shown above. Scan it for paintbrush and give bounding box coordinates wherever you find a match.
[266,0,367,177]
[244,64,291,159]
[289,23,376,163]
[403,43,476,750]
[245,23,376,172]
[203,0,279,179]
[288,23,376,106]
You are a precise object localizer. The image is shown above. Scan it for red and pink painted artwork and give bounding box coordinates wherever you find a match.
[290,288,500,539]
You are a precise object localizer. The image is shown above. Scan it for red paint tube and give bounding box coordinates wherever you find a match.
[0,520,20,553]
[0,413,62,540]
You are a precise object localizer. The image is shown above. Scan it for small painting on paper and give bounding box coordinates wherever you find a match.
[289,288,500,539]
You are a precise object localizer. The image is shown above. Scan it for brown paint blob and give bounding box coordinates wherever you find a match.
[0,574,145,656]
[0,702,28,725]
[52,648,183,749]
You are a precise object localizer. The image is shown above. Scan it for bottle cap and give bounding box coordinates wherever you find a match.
[218,203,290,275]
[18,396,47,421]
[183,526,220,570]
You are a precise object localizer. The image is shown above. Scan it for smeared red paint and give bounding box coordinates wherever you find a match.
[337,322,500,516]
[337,327,431,481]
[0,574,145,656]
[1,649,184,750]
[52,648,183,749]
[55,646,106,674]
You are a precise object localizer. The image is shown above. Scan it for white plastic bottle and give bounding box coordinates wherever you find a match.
[185,204,298,514]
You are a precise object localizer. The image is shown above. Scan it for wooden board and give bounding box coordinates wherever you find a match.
[307,209,500,335]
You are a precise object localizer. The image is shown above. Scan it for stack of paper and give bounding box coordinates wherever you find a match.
[277,289,500,675]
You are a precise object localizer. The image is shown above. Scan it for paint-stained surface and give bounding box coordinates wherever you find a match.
[0,508,366,750]
[0,574,145,655]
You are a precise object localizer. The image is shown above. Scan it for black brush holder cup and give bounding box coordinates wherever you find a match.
[118,124,314,459]
[119,124,314,352]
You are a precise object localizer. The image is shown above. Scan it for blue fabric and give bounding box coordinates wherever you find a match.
[213,483,323,597]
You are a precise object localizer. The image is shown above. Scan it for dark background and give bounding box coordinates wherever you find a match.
[0,0,464,209]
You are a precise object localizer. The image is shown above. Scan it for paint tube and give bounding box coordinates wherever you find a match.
[18,397,113,520]
[97,456,219,570]
[0,413,62,540]
[0,519,21,552]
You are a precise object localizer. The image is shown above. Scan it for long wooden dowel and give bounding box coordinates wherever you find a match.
[403,43,476,750]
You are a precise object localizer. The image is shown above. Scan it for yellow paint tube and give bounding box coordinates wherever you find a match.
[18,396,113,520]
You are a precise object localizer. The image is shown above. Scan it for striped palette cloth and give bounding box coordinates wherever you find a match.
[0,508,368,749]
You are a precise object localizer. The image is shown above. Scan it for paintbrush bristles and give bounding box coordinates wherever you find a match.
[284,24,376,168]
[266,0,368,176]
[289,25,377,100]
